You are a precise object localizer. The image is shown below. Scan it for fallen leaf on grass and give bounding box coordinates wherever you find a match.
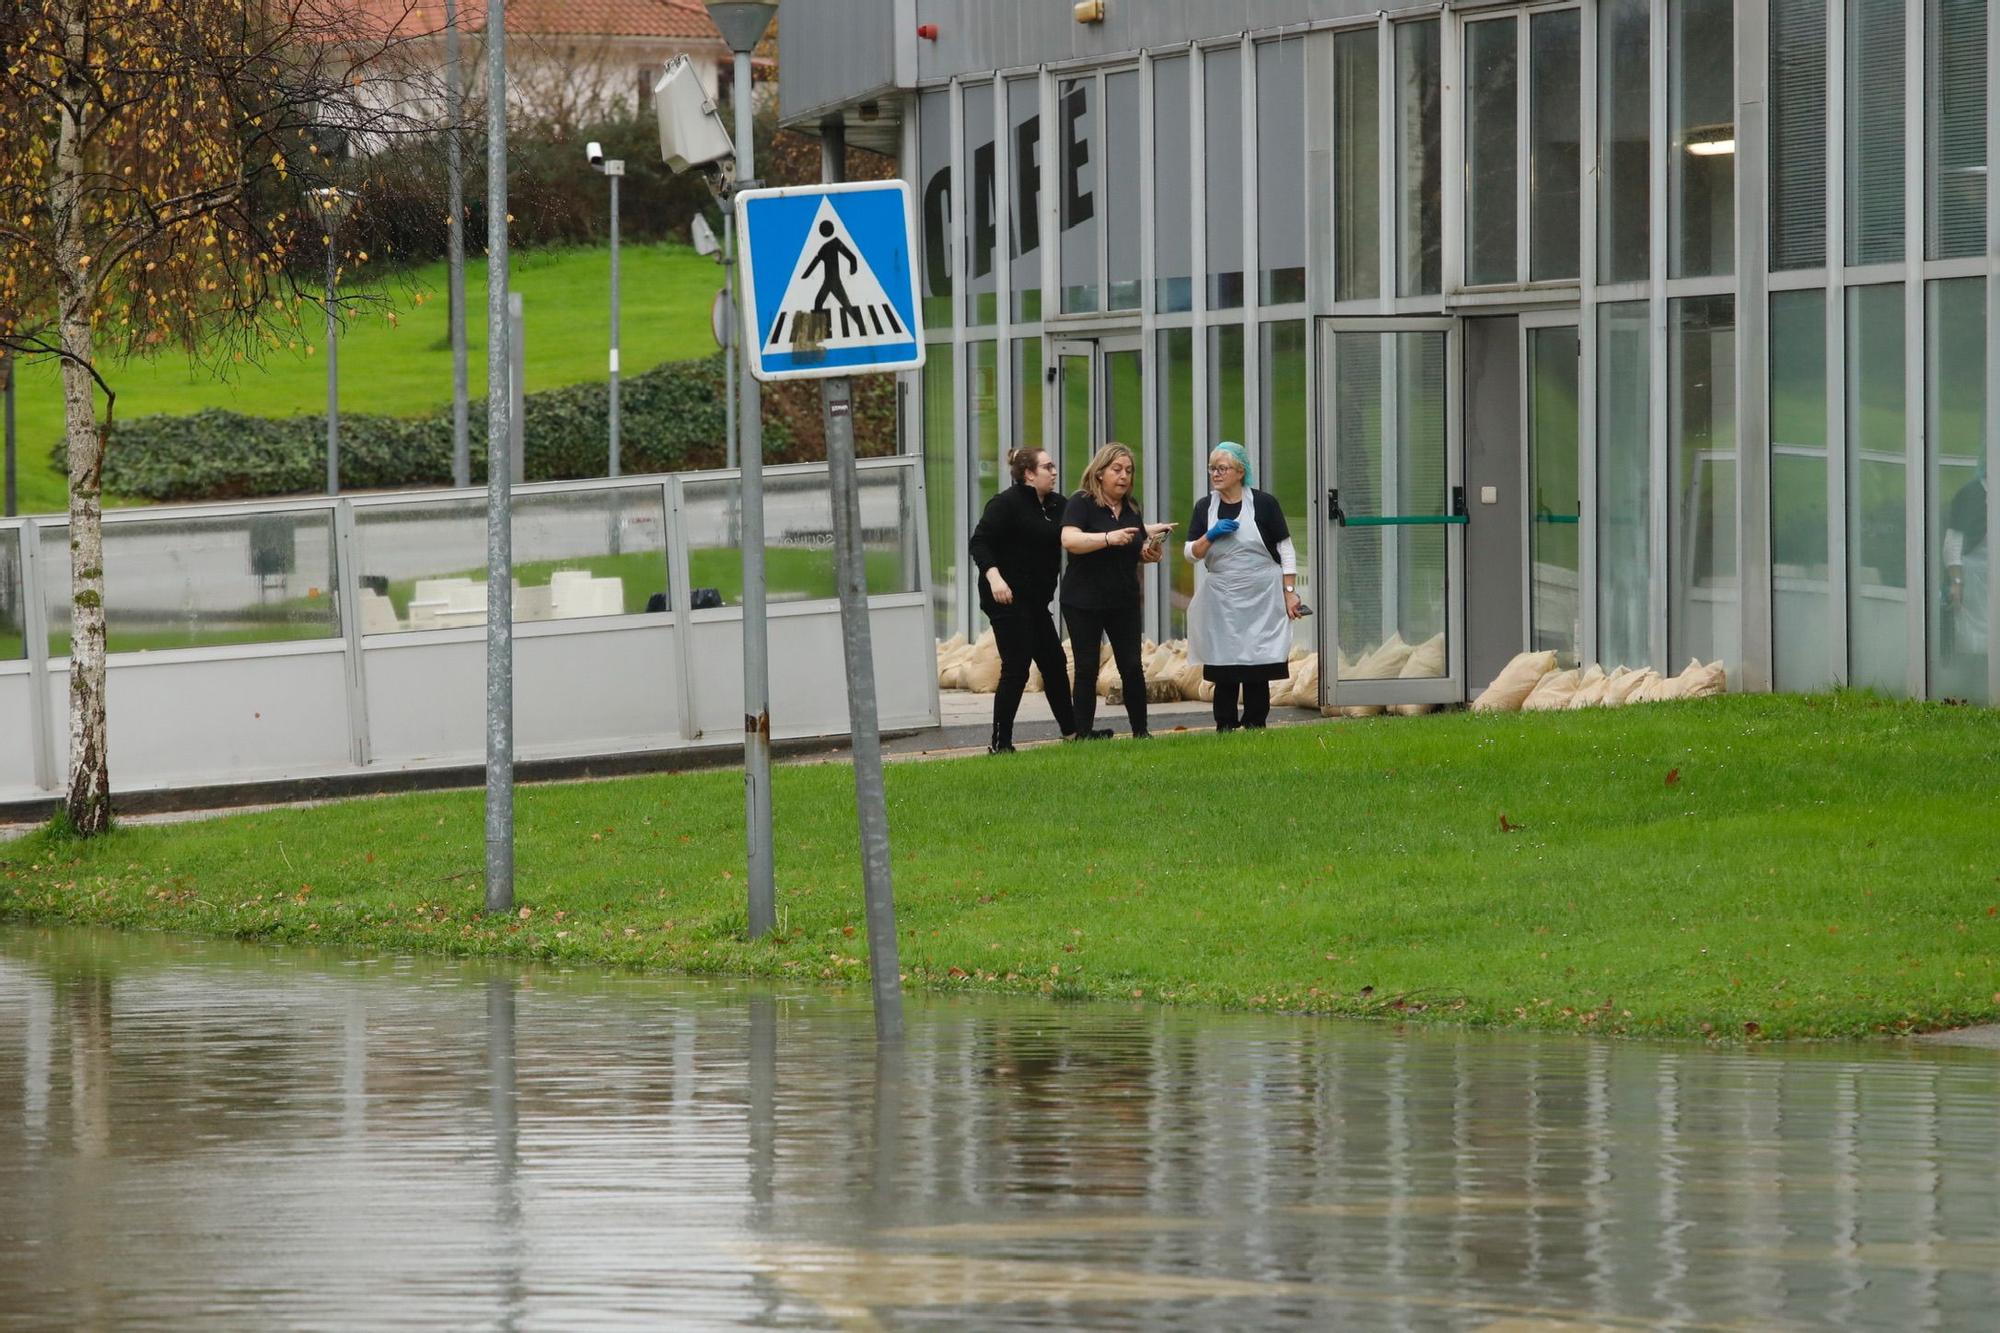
[1498,813,1521,834]
[1665,767,1681,786]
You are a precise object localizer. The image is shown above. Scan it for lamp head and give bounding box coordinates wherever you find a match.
[703,0,777,54]
[586,141,605,168]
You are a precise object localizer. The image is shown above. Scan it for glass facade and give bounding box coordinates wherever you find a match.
[1105,70,1142,310]
[1395,20,1443,298]
[963,82,997,327]
[1528,9,1582,283]
[1770,290,1832,692]
[1008,78,1043,323]
[1847,283,1907,694]
[1598,301,1653,670]
[1669,296,1738,669]
[1769,0,1828,270]
[1332,27,1380,303]
[1059,76,1099,314]
[1153,56,1193,313]
[1464,17,1519,288]
[1927,279,1988,703]
[1927,0,1989,262]
[1528,326,1581,665]
[1669,0,1734,279]
[1257,39,1307,304]
[901,8,1995,706]
[1205,45,1246,310]
[1598,0,1651,285]
[1846,0,1905,267]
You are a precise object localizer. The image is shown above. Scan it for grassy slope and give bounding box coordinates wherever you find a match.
[7,244,725,516]
[5,694,1998,1040]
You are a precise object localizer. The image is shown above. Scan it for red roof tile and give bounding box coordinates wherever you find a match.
[342,0,723,43]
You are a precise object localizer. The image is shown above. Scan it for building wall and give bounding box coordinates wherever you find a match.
[884,0,1998,706]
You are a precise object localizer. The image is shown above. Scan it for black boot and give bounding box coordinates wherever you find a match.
[988,723,1015,755]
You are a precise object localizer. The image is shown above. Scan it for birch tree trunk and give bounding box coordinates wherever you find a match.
[53,0,111,835]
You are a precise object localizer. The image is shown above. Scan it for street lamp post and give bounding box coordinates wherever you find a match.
[588,143,624,477]
[304,186,357,495]
[704,0,778,940]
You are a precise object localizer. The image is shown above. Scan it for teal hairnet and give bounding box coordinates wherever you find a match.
[1212,441,1253,487]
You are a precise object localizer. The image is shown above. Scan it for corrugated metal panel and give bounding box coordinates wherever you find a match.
[781,0,1388,125]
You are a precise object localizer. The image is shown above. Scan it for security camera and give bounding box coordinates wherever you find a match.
[586,141,605,168]
[653,54,735,176]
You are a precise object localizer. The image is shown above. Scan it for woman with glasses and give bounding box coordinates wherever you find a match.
[1185,441,1302,730]
[969,447,1077,752]
[1060,443,1174,739]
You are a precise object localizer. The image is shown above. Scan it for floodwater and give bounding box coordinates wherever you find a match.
[2,930,1998,1330]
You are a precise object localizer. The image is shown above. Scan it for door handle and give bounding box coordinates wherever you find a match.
[1327,488,1346,526]
[1451,485,1467,519]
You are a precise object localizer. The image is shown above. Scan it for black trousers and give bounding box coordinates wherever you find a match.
[990,604,1075,743]
[1063,601,1148,735]
[1212,677,1272,729]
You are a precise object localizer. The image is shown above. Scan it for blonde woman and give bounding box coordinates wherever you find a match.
[1185,441,1301,730]
[1060,443,1174,738]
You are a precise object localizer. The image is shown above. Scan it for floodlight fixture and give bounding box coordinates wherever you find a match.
[654,54,735,176]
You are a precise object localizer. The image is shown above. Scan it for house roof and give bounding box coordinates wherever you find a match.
[342,0,724,43]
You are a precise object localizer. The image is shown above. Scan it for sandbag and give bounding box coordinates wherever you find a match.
[1342,704,1385,717]
[1025,661,1044,694]
[1349,633,1412,680]
[1290,653,1321,708]
[1471,649,1558,712]
[1398,633,1446,681]
[1522,666,1583,711]
[1096,656,1121,700]
[1603,667,1657,706]
[1565,663,1610,709]
[1174,659,1206,701]
[961,637,1004,693]
[1145,642,1177,681]
[1639,667,1691,703]
[1684,658,1728,698]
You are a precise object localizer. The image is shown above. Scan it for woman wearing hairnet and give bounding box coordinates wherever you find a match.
[1184,441,1302,730]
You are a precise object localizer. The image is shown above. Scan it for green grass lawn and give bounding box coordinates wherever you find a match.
[7,243,726,516]
[5,693,1998,1040]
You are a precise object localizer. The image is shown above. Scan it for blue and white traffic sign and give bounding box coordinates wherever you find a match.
[734,180,926,382]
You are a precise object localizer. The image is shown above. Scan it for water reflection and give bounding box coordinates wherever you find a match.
[1,927,1998,1328]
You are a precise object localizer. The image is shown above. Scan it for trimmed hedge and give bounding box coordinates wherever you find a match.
[55,355,795,502]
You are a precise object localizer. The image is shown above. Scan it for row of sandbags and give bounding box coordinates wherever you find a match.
[1471,649,1727,712]
[936,631,1326,707]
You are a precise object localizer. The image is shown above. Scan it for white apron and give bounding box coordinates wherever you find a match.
[1187,490,1290,668]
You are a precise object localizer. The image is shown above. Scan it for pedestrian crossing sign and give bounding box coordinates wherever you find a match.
[734,180,926,382]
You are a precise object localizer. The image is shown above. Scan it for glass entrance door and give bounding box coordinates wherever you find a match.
[1523,316,1581,665]
[1053,335,1160,636]
[1317,319,1464,707]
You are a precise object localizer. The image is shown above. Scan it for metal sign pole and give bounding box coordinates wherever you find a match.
[820,375,904,1040]
[735,47,775,941]
[483,0,514,914]
[607,162,623,478]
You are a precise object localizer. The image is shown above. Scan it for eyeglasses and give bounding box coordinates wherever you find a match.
[1207,462,1239,473]
[1035,461,1057,472]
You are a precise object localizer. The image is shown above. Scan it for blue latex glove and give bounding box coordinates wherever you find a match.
[1204,518,1240,541]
